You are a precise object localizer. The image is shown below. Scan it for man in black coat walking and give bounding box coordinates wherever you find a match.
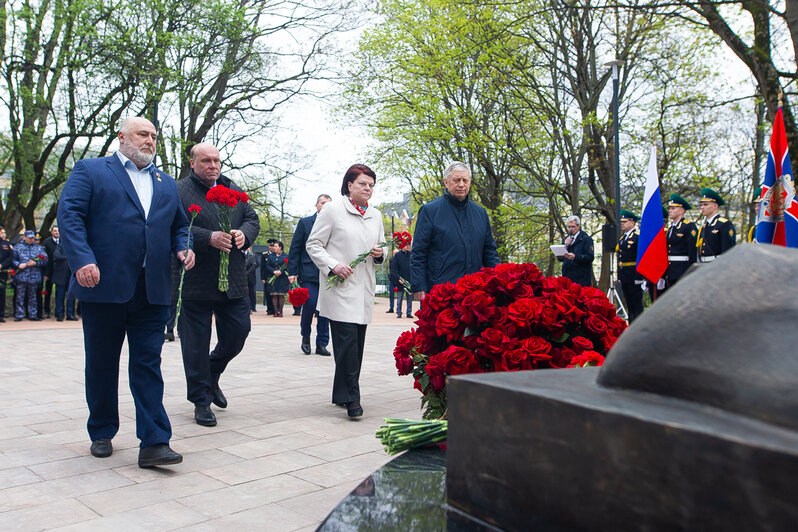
[287,194,331,356]
[558,215,594,287]
[390,245,413,317]
[176,143,260,427]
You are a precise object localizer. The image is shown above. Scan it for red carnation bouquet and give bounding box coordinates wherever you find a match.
[392,231,412,250]
[393,263,627,419]
[206,185,249,291]
[288,281,310,306]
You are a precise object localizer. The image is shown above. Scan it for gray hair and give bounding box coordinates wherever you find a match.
[444,161,471,181]
[119,116,155,135]
[566,215,581,226]
[316,194,332,204]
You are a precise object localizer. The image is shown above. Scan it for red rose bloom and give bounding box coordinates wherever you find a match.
[435,307,465,342]
[571,336,594,353]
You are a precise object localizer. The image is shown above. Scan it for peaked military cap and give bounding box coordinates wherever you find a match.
[753,186,762,204]
[620,209,639,222]
[700,188,725,206]
[668,193,692,210]
[24,230,35,238]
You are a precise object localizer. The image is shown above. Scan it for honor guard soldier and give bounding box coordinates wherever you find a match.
[665,193,697,288]
[617,209,644,322]
[748,187,762,242]
[697,188,736,263]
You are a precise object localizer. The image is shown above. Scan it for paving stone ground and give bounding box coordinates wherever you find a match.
[0,297,421,531]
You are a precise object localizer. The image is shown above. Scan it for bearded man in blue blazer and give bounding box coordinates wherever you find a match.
[58,117,195,468]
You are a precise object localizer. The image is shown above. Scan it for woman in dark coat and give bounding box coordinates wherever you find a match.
[266,241,290,316]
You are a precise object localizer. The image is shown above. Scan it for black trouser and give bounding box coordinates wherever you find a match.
[43,278,53,316]
[0,274,7,318]
[178,297,251,406]
[621,281,644,322]
[329,320,367,404]
[263,283,275,314]
[247,277,257,311]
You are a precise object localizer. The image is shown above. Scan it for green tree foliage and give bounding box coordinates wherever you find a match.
[0,0,350,236]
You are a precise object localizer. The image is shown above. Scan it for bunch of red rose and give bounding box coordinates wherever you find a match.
[288,282,310,306]
[393,262,627,419]
[391,231,412,250]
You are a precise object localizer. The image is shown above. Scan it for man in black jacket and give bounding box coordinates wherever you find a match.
[390,245,413,317]
[287,194,331,355]
[0,225,13,322]
[176,143,260,427]
[558,215,594,287]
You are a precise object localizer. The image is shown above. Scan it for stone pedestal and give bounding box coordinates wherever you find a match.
[447,368,798,530]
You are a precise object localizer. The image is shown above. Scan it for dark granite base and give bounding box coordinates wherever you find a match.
[318,447,447,531]
[447,368,798,531]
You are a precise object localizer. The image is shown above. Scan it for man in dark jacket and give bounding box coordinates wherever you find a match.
[390,246,413,317]
[0,225,13,321]
[618,210,644,322]
[411,161,500,300]
[287,194,331,355]
[245,247,258,312]
[176,142,260,428]
[260,239,277,315]
[42,225,77,321]
[558,215,594,287]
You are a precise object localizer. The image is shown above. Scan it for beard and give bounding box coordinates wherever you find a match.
[120,142,155,168]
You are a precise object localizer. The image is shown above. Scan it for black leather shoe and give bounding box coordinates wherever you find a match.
[347,401,363,418]
[138,443,183,468]
[301,338,311,355]
[66,315,78,321]
[29,317,41,321]
[315,344,331,356]
[211,385,227,409]
[14,317,23,321]
[194,405,217,426]
[44,312,51,319]
[333,402,347,407]
[385,309,394,313]
[56,316,64,322]
[165,331,175,342]
[90,438,113,458]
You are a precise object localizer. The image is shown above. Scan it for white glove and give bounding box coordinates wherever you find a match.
[657,278,665,290]
[640,279,647,291]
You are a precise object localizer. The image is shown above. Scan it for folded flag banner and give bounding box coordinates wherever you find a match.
[756,106,798,247]
[636,146,668,283]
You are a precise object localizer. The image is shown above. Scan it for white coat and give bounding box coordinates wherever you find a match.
[306,194,385,325]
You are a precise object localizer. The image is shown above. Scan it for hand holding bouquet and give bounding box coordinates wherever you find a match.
[206,185,249,292]
[288,281,310,306]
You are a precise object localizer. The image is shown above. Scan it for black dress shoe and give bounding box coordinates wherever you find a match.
[333,402,347,407]
[29,317,41,321]
[315,344,331,356]
[211,385,227,409]
[301,338,311,355]
[164,331,175,342]
[44,312,51,319]
[90,438,113,458]
[138,443,183,468]
[14,317,23,321]
[385,309,394,313]
[66,315,78,321]
[347,401,363,418]
[56,316,64,322]
[194,405,217,426]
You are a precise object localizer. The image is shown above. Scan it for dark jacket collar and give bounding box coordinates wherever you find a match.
[444,190,470,208]
[189,170,232,191]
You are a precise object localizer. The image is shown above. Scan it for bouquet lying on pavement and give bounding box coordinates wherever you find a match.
[376,418,447,455]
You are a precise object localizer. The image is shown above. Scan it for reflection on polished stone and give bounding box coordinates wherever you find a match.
[318,448,446,531]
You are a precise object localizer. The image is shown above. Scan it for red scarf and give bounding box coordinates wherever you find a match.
[348,195,367,216]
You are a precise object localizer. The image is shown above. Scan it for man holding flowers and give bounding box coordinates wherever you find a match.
[175,142,259,428]
[411,161,500,301]
[58,117,193,467]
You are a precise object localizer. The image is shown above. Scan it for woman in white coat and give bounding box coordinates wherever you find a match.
[306,164,385,418]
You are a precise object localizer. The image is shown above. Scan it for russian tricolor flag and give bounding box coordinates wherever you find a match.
[755,106,798,246]
[636,147,668,283]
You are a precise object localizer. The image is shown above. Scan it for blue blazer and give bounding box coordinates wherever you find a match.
[58,155,189,305]
[287,213,321,284]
